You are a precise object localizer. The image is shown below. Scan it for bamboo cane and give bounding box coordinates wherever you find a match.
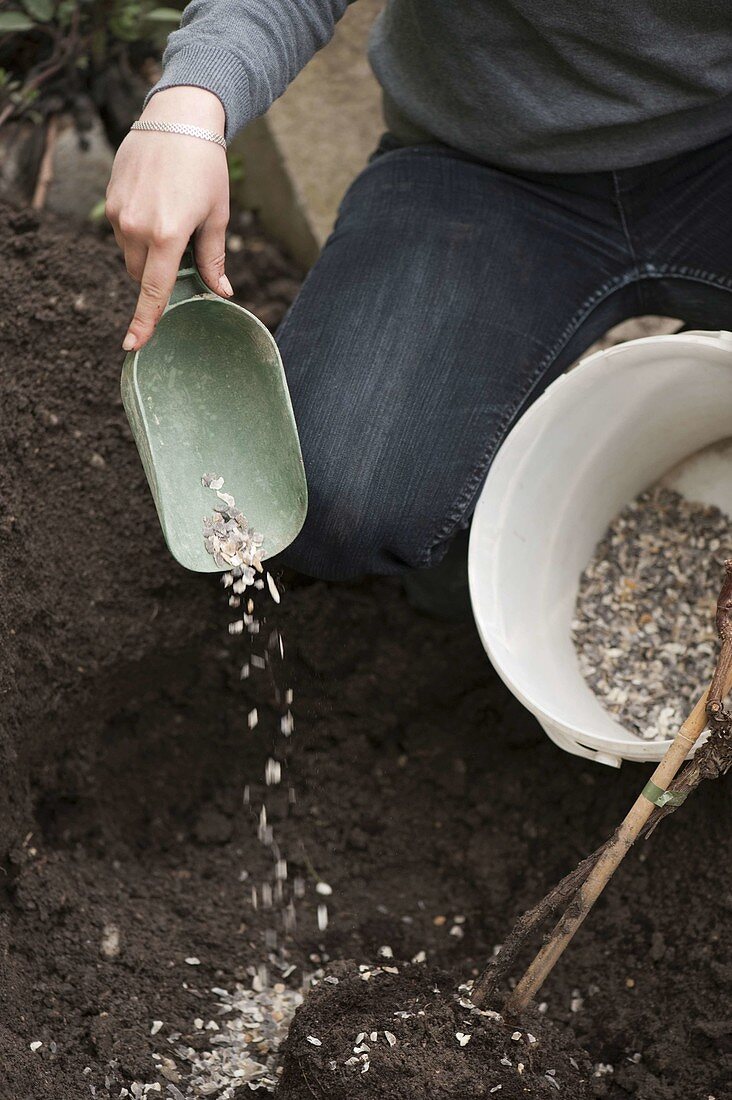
[31,114,59,211]
[501,561,732,1018]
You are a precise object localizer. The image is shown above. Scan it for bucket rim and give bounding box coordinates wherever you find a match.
[469,329,732,764]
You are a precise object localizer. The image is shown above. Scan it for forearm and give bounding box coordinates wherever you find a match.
[146,0,351,141]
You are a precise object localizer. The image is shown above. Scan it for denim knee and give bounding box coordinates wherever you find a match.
[280,458,431,581]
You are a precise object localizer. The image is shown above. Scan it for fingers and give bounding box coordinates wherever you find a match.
[109,218,125,256]
[108,218,147,284]
[123,240,148,283]
[195,214,233,298]
[106,197,182,349]
[122,243,183,352]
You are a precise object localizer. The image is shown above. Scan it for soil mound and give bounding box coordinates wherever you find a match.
[279,962,592,1099]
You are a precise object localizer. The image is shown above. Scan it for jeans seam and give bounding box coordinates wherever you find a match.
[611,170,645,312]
[418,265,732,567]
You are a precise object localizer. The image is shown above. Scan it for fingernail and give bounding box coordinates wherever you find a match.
[219,274,234,297]
[122,332,137,351]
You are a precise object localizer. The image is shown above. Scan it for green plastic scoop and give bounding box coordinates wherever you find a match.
[121,252,307,572]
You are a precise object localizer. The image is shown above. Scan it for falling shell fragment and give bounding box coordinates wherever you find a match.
[199,471,315,1067]
[265,758,282,785]
[266,572,281,604]
[281,711,295,736]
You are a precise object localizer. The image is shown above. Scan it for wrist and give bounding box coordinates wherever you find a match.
[141,86,226,135]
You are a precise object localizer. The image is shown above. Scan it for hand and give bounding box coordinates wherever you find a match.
[105,86,233,351]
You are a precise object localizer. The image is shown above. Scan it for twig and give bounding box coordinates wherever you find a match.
[472,838,610,1005]
[31,114,59,210]
[473,560,732,1016]
[0,6,81,131]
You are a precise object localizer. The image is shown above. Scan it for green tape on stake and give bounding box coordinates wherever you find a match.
[642,781,688,809]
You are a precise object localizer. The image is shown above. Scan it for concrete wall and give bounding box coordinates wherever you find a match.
[231,0,384,267]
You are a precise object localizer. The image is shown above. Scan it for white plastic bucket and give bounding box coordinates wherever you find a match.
[469,331,732,768]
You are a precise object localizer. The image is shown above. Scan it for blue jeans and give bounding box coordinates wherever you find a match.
[278,132,732,580]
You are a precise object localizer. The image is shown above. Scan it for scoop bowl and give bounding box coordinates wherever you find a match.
[121,254,307,572]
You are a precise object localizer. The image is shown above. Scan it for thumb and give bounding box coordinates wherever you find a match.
[195,217,233,298]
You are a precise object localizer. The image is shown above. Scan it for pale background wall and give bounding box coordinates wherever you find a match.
[232,0,385,266]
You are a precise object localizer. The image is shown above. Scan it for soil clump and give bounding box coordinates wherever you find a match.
[279,961,592,1099]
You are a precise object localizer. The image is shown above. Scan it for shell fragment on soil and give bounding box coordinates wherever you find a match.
[277,962,593,1097]
[157,982,304,1095]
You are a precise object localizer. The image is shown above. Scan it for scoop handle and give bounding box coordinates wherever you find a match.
[167,242,210,308]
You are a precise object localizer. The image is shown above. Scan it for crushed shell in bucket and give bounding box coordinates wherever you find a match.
[572,486,730,740]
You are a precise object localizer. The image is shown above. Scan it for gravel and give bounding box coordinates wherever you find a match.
[572,487,731,740]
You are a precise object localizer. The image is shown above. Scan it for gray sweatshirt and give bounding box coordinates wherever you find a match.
[148,1,732,172]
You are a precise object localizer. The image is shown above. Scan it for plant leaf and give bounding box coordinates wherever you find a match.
[56,0,74,27]
[144,7,181,23]
[227,153,245,184]
[88,198,107,223]
[21,0,55,22]
[0,12,36,31]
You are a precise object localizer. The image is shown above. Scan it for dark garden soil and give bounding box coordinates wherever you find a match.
[278,961,593,1099]
[1,201,731,1100]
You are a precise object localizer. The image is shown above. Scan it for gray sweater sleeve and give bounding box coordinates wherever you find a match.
[146,0,351,142]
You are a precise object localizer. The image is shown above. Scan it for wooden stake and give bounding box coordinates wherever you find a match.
[31,114,59,211]
[502,562,732,1017]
